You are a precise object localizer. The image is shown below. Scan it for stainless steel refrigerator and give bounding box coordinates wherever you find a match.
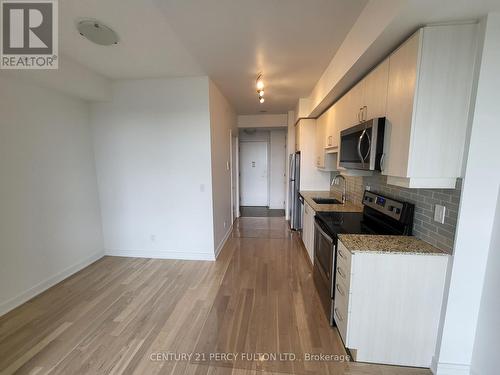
[288,152,302,230]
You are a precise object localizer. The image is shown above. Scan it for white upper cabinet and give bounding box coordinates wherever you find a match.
[362,59,389,120]
[315,107,338,171]
[338,60,389,130]
[324,105,338,149]
[315,112,326,168]
[344,80,365,128]
[383,24,477,188]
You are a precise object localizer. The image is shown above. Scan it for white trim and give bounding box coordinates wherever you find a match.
[432,361,471,375]
[215,223,233,259]
[105,249,216,261]
[386,176,458,189]
[0,250,104,317]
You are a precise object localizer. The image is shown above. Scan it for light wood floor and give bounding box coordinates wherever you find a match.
[0,217,431,375]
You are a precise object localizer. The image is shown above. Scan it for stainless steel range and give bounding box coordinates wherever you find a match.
[313,190,415,325]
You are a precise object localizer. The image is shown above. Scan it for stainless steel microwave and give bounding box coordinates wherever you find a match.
[339,117,385,171]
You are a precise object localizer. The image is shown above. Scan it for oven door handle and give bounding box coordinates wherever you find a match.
[314,220,333,244]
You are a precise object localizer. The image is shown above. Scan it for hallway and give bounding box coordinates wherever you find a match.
[0,218,430,374]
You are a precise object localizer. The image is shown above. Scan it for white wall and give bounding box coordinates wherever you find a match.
[208,80,237,256]
[237,114,288,128]
[91,77,216,260]
[0,75,104,316]
[269,130,286,209]
[433,13,500,375]
[1,54,112,101]
[239,129,270,142]
[470,188,500,375]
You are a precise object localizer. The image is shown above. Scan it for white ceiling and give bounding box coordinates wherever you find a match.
[59,0,203,79]
[154,0,368,114]
[59,0,500,115]
[59,0,367,114]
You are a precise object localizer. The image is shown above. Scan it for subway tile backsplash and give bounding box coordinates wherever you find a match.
[331,173,461,253]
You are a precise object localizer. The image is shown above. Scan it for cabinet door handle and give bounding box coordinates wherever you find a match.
[380,153,386,171]
[334,308,343,322]
[337,266,346,279]
[338,249,346,259]
[363,106,368,121]
[336,283,345,297]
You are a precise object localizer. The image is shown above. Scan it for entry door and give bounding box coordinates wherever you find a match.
[240,141,268,206]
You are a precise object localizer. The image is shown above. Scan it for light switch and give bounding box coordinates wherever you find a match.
[434,204,446,224]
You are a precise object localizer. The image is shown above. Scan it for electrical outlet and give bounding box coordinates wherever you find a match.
[434,204,446,224]
[366,185,371,191]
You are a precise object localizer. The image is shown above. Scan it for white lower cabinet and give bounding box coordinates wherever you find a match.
[334,240,449,368]
[301,202,315,264]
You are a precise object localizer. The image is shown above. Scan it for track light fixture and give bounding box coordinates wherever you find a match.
[256,73,265,104]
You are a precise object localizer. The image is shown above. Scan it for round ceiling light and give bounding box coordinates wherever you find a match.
[77,20,119,46]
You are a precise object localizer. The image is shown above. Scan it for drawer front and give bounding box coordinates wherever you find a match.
[334,276,350,344]
[334,278,350,314]
[336,241,352,289]
[334,292,349,345]
[337,241,352,270]
[336,256,350,290]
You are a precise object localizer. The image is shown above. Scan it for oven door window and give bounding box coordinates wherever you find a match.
[314,226,333,281]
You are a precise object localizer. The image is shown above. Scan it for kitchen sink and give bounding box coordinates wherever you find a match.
[312,197,342,205]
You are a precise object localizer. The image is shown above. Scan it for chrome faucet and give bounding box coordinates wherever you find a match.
[331,174,346,204]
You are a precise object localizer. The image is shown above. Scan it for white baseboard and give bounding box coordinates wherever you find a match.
[105,248,216,261]
[433,361,471,375]
[215,223,233,259]
[0,250,104,317]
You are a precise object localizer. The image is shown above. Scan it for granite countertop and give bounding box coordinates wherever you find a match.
[338,234,449,256]
[299,191,363,213]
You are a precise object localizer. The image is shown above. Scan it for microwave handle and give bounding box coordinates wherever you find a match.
[362,131,371,161]
[357,130,365,164]
[358,129,372,164]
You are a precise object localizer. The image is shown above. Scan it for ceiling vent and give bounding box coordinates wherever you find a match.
[77,20,119,46]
